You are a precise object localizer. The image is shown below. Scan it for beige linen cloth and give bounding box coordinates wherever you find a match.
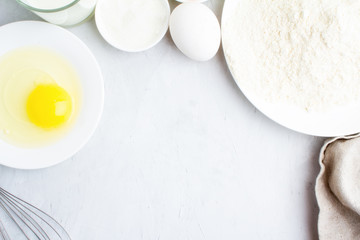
[316,133,360,239]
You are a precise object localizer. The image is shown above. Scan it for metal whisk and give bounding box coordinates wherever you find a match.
[0,187,70,240]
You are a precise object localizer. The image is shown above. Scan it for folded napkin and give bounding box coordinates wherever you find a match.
[316,134,360,239]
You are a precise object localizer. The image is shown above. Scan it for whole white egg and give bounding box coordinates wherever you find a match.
[169,3,221,61]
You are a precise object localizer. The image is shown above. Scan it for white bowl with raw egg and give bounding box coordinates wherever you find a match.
[0,21,104,169]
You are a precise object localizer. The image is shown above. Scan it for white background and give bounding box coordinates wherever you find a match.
[0,0,323,239]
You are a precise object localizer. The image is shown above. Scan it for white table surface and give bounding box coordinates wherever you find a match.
[0,0,324,239]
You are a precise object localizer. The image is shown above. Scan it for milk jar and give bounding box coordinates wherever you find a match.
[16,0,97,26]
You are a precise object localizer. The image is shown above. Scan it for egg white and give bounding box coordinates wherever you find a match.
[0,46,82,147]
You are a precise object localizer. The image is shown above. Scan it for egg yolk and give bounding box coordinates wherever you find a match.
[26,84,73,129]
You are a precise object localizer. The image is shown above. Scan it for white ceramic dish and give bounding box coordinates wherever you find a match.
[222,0,360,137]
[0,21,104,169]
[95,0,170,52]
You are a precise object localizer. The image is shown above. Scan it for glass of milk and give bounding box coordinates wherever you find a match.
[16,0,97,26]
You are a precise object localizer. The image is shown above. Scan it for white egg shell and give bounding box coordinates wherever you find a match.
[169,3,221,61]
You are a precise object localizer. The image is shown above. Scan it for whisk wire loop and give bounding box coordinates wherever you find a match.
[0,187,71,240]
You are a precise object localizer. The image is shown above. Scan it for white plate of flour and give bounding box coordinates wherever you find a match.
[222,0,360,137]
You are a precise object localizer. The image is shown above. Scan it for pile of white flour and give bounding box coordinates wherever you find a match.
[223,0,360,112]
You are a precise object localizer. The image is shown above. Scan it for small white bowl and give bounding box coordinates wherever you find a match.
[95,0,170,52]
[0,21,104,169]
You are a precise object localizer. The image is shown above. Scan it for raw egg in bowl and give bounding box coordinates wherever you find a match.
[0,46,81,147]
[0,21,104,169]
